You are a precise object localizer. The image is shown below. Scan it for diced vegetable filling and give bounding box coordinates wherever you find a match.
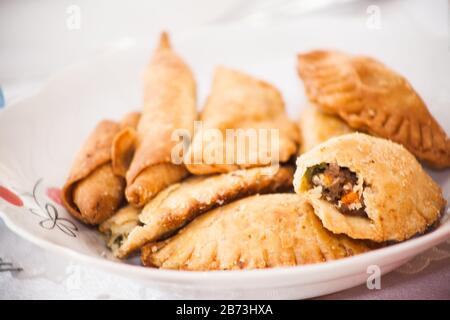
[308,163,367,218]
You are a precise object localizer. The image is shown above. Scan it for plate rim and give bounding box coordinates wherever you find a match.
[1,204,449,287]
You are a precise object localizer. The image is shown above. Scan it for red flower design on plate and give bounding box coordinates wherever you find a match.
[0,185,23,207]
[46,187,62,206]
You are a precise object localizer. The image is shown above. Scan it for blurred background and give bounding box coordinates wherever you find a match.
[0,0,448,105]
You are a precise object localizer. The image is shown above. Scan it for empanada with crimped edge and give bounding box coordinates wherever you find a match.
[297,50,450,169]
[141,194,372,270]
[113,166,294,258]
[184,66,300,175]
[294,133,445,242]
[299,104,354,154]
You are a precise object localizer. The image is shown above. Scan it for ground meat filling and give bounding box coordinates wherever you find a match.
[309,163,368,218]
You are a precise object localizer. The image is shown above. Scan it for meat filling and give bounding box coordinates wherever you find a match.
[308,163,367,218]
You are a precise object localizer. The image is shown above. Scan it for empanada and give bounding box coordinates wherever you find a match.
[124,32,197,207]
[99,205,140,256]
[294,133,445,242]
[114,166,294,258]
[184,66,300,175]
[297,50,450,169]
[299,104,354,153]
[61,117,123,225]
[141,194,371,270]
[62,112,140,225]
[112,112,141,177]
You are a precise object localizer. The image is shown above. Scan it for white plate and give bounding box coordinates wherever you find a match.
[1,23,450,299]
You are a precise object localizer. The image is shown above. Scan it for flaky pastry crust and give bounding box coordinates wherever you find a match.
[294,133,445,242]
[297,50,450,168]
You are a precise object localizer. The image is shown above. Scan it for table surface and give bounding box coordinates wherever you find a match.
[1,0,450,299]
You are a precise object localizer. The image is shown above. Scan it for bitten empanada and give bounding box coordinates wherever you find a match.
[294,133,446,242]
[184,66,300,175]
[141,194,371,270]
[299,104,354,153]
[99,205,140,256]
[297,50,450,169]
[114,166,294,258]
[124,32,197,207]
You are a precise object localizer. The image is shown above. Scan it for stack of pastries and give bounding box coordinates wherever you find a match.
[62,33,449,271]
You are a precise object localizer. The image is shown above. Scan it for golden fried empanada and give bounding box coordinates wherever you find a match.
[62,120,124,225]
[141,194,371,270]
[125,32,197,207]
[115,166,294,258]
[62,111,141,225]
[184,67,300,175]
[294,133,445,242]
[112,112,141,177]
[297,50,450,169]
[99,205,141,256]
[299,104,354,153]
[118,111,141,130]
